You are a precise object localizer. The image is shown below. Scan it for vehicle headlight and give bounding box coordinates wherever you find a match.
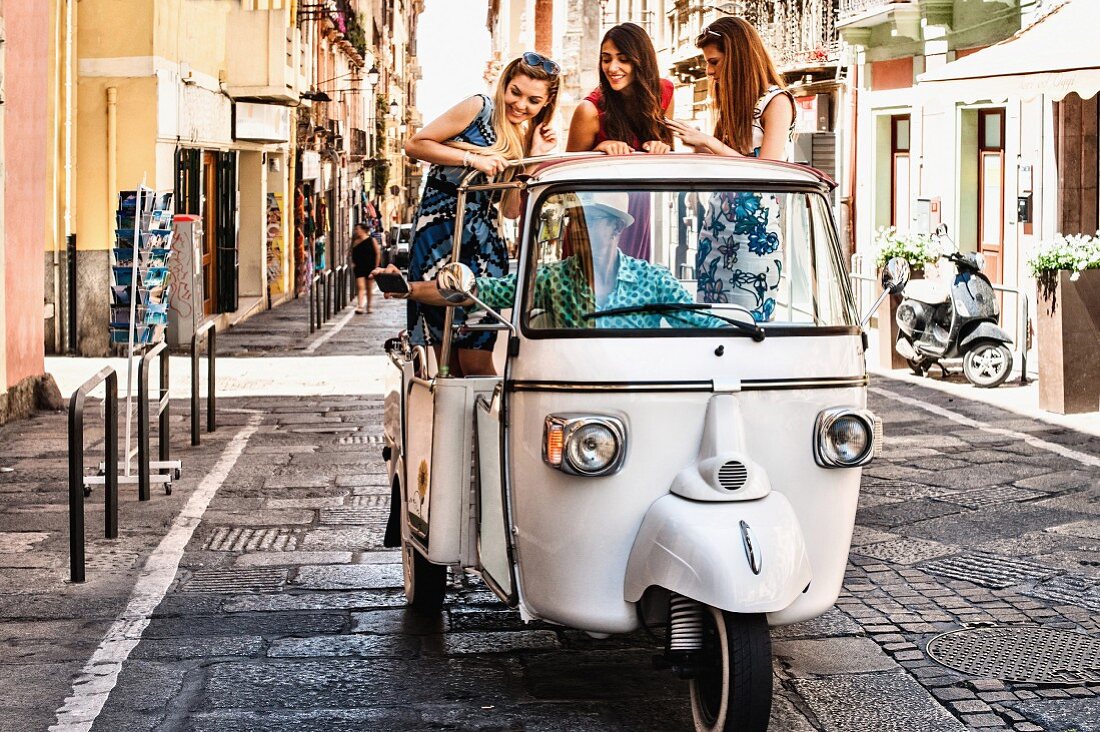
[813,408,881,468]
[543,415,626,477]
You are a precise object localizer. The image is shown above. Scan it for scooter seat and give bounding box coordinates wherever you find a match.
[904,279,950,305]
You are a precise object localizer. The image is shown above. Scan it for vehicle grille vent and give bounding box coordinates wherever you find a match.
[718,461,748,490]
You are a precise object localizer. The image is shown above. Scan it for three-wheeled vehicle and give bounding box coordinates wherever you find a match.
[382,153,906,732]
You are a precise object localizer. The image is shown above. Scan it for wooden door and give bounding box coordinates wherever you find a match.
[201,152,218,315]
[978,109,1005,284]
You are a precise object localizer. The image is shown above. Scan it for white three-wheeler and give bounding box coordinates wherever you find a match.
[382,153,906,732]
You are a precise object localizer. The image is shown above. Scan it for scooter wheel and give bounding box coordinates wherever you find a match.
[963,341,1013,388]
[906,358,928,376]
[689,608,772,732]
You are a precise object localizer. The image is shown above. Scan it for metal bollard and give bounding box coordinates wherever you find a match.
[191,320,217,446]
[68,367,118,583]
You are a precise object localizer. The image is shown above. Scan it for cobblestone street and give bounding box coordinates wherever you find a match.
[0,294,1097,732]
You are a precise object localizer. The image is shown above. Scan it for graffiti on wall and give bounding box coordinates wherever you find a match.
[266,192,286,298]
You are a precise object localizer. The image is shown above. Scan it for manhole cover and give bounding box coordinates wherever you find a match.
[337,434,383,445]
[181,567,286,593]
[936,485,1044,509]
[203,527,298,551]
[927,626,1100,684]
[919,552,1056,589]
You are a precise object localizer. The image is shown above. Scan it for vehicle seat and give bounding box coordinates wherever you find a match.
[904,279,950,305]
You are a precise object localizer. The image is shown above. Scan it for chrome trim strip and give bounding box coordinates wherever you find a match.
[508,376,868,393]
[740,521,761,575]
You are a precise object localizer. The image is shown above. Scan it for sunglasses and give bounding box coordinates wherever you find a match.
[696,27,722,45]
[522,51,561,77]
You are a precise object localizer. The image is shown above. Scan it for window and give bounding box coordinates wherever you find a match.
[890,115,911,231]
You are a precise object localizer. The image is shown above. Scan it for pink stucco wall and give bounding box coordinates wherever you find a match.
[4,1,48,388]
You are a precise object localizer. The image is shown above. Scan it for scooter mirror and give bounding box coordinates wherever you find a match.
[437,262,477,304]
[935,223,949,238]
[881,257,911,295]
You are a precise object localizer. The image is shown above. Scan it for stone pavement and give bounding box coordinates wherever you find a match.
[0,292,1096,731]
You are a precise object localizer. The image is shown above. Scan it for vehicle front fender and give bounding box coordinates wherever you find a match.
[959,321,1013,349]
[624,493,812,614]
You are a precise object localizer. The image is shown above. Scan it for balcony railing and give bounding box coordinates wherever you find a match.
[838,0,912,24]
[764,1,841,70]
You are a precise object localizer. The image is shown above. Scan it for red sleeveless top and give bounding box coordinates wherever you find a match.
[585,78,675,147]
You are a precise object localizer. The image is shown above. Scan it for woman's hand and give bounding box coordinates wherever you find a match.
[664,119,713,149]
[594,140,634,156]
[529,123,558,156]
[641,140,671,155]
[470,152,508,176]
[371,265,407,300]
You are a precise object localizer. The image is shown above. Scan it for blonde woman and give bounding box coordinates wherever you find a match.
[403,53,560,376]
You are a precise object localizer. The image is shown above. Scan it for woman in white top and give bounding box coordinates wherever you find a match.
[666,17,796,319]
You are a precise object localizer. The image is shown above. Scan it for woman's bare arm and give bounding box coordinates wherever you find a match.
[404,96,486,166]
[566,101,600,152]
[756,95,795,161]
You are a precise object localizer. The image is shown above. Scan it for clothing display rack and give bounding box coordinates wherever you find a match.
[107,183,182,491]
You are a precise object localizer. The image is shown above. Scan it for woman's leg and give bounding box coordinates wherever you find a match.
[457,348,496,377]
[356,276,367,312]
[365,276,374,313]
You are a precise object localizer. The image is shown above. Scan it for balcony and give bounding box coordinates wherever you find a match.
[837,0,916,28]
[764,1,841,72]
[224,4,302,104]
[350,128,368,159]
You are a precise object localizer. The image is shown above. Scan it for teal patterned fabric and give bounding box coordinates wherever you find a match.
[476,251,721,329]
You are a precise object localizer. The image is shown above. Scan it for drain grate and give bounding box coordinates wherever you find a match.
[181,567,286,593]
[319,507,387,526]
[927,625,1100,684]
[337,434,383,445]
[936,485,1044,509]
[203,527,298,551]
[919,551,1056,589]
[1025,574,1100,613]
[344,494,389,508]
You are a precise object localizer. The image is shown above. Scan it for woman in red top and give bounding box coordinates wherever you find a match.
[567,23,673,258]
[567,22,674,155]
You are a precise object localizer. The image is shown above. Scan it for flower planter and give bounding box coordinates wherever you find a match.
[1035,269,1100,414]
[876,267,923,370]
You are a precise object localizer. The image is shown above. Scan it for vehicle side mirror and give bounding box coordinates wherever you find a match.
[436,262,477,304]
[860,257,911,329]
[881,257,911,295]
[935,223,948,238]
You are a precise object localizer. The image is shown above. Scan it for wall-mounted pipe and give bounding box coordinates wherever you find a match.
[107,86,117,247]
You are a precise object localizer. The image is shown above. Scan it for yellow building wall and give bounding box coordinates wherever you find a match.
[78,1,154,59]
[154,0,231,76]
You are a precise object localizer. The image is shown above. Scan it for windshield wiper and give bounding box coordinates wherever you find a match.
[583,302,765,341]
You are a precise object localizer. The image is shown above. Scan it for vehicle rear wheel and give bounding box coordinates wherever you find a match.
[963,341,1013,388]
[402,539,447,613]
[689,608,772,732]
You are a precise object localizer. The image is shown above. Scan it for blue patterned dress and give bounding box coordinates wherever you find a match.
[695,87,795,321]
[408,94,507,350]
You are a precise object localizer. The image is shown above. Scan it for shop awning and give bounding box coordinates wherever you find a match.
[918,0,1100,103]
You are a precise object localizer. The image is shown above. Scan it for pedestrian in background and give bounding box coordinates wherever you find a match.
[666,16,795,320]
[351,222,381,314]
[403,52,560,376]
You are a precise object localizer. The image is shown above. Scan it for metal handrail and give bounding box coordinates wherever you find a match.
[68,366,118,583]
[137,341,170,502]
[191,320,217,446]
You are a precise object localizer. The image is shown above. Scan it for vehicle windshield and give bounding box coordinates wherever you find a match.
[521,187,856,334]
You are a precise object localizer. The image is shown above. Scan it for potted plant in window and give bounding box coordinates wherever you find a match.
[872,227,945,369]
[1027,232,1100,414]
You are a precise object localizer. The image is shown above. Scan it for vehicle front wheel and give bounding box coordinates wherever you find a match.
[402,539,447,613]
[690,608,772,732]
[962,341,1013,388]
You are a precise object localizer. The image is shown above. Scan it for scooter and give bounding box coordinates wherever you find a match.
[894,226,1014,388]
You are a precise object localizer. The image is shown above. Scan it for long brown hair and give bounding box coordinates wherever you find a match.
[449,55,560,163]
[598,23,671,146]
[696,16,785,155]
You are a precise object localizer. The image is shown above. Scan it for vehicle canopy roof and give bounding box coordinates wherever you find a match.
[524,153,836,191]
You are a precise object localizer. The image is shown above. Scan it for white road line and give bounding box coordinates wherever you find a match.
[870,386,1100,469]
[304,307,356,354]
[50,415,263,732]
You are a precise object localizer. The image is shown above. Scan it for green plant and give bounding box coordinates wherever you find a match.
[1027,232,1100,280]
[872,226,949,269]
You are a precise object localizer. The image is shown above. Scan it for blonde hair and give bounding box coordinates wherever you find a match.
[449,55,560,164]
[697,16,785,156]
